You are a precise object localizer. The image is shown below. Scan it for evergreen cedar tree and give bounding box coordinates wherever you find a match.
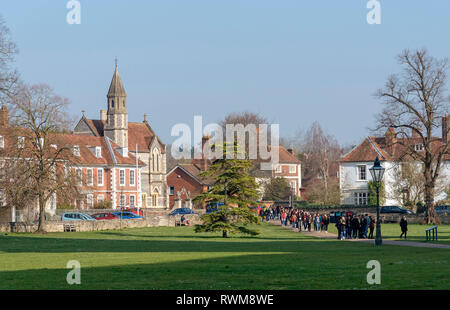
[193,142,261,238]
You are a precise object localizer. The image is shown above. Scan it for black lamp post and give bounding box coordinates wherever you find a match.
[369,157,385,246]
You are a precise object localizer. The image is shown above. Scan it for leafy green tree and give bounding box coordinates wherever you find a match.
[368,181,385,206]
[193,143,260,238]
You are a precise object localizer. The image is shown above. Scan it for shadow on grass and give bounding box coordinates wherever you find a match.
[1,250,449,290]
[0,234,362,254]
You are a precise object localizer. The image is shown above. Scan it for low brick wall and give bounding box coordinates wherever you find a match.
[0,212,202,233]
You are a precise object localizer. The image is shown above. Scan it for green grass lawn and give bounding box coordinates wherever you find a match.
[326,223,450,245]
[0,223,449,290]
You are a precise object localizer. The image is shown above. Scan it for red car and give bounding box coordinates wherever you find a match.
[91,212,118,220]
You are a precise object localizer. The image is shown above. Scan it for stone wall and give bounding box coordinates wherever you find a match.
[0,212,202,233]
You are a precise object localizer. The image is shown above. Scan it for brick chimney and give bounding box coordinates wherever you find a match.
[411,128,422,140]
[100,109,107,122]
[0,105,9,127]
[287,148,295,156]
[443,114,449,143]
[201,135,210,171]
[385,127,396,154]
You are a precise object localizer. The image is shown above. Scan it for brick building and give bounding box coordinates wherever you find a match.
[0,105,145,221]
[74,63,169,208]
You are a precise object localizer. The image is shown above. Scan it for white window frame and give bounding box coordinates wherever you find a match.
[289,165,296,173]
[275,165,282,173]
[289,180,296,191]
[354,192,368,205]
[86,168,93,186]
[129,195,136,207]
[18,136,25,149]
[95,146,102,158]
[129,169,135,186]
[120,194,126,207]
[119,169,125,186]
[87,194,94,208]
[73,145,80,157]
[414,144,424,152]
[76,168,82,186]
[97,194,104,203]
[357,165,367,181]
[0,135,4,148]
[97,168,104,186]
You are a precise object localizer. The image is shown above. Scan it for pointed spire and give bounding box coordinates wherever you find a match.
[107,58,126,97]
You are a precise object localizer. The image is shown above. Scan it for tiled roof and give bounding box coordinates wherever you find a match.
[169,164,215,185]
[81,118,165,153]
[0,128,145,167]
[340,135,450,163]
[277,146,300,163]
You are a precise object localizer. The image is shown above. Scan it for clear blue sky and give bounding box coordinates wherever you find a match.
[1,0,450,146]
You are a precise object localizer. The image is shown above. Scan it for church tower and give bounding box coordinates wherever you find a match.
[104,60,128,149]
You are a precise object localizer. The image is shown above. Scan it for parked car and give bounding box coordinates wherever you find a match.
[91,212,118,220]
[380,206,414,215]
[120,207,143,216]
[62,212,96,221]
[112,212,144,219]
[206,202,224,214]
[169,208,195,216]
[435,205,450,214]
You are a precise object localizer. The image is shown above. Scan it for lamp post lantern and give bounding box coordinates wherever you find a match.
[369,157,385,246]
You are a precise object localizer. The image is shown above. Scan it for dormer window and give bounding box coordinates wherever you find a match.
[73,145,80,157]
[17,136,25,149]
[0,136,4,148]
[95,146,102,158]
[414,144,424,152]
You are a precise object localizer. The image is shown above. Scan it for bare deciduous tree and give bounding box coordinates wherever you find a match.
[0,15,19,103]
[4,84,79,232]
[375,48,450,224]
[296,121,341,204]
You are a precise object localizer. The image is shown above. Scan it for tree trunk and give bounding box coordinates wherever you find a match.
[36,196,47,233]
[423,172,439,224]
[222,230,228,238]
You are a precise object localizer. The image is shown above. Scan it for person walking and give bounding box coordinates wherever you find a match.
[322,214,329,233]
[346,215,353,239]
[363,214,370,239]
[358,215,365,239]
[400,216,408,239]
[368,216,375,239]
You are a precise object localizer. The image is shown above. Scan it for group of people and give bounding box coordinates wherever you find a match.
[258,206,330,233]
[257,205,409,241]
[335,214,375,240]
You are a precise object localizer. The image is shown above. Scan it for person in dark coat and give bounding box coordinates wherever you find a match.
[351,216,360,239]
[400,216,408,239]
[359,215,365,238]
[368,216,375,239]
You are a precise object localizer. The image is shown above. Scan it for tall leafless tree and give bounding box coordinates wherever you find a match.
[0,15,19,104]
[296,121,341,203]
[375,48,450,224]
[4,84,79,232]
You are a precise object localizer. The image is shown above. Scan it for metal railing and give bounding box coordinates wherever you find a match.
[425,226,438,241]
